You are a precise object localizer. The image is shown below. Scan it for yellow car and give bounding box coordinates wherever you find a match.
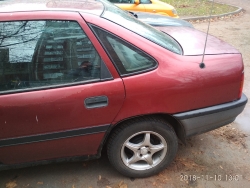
[108,0,178,18]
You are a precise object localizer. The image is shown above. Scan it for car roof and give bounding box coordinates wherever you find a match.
[0,0,104,15]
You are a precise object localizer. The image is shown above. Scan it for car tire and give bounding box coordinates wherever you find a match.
[107,116,178,178]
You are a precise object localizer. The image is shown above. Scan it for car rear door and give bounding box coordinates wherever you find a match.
[0,11,125,164]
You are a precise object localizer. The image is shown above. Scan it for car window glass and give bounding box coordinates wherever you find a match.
[92,26,157,76]
[100,0,182,54]
[0,20,103,93]
[140,0,151,4]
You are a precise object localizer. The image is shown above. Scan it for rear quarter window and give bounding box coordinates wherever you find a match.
[91,26,157,76]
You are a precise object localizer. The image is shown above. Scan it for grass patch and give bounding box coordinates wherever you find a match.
[162,0,238,17]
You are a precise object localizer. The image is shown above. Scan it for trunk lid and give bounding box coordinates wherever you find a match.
[155,26,240,56]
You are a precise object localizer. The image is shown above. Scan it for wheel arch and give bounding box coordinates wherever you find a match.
[98,113,186,155]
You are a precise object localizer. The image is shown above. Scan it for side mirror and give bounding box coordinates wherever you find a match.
[134,0,140,5]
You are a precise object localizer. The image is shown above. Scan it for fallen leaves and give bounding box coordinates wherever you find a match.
[98,180,128,188]
[118,181,127,188]
[97,175,110,187]
[157,173,172,182]
[210,124,248,149]
[179,4,190,8]
[174,157,205,171]
[191,150,204,156]
[189,11,245,24]
[5,181,17,188]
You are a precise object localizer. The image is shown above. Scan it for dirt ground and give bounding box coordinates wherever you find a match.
[1,0,250,188]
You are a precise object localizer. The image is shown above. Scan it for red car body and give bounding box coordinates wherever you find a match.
[0,0,247,177]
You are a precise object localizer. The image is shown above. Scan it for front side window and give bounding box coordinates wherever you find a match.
[0,20,105,93]
[92,26,157,75]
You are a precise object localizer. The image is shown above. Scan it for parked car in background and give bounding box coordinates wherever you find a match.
[0,0,247,178]
[130,11,193,27]
[108,0,178,17]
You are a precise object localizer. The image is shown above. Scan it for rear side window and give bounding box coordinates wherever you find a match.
[0,20,110,93]
[91,26,157,76]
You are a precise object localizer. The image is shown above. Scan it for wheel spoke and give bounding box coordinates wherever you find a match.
[127,154,141,165]
[150,143,166,155]
[142,133,151,146]
[124,141,140,153]
[143,154,153,165]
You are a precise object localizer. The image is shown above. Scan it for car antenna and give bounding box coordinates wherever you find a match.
[200,0,215,69]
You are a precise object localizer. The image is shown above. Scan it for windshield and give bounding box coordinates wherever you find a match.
[99,0,182,55]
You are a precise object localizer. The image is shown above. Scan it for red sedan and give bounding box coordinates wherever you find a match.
[0,0,247,178]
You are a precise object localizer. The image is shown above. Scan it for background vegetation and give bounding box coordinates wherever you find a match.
[162,0,238,17]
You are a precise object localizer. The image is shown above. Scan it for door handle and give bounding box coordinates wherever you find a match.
[84,96,108,109]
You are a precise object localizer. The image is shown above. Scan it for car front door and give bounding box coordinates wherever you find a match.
[0,12,125,164]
